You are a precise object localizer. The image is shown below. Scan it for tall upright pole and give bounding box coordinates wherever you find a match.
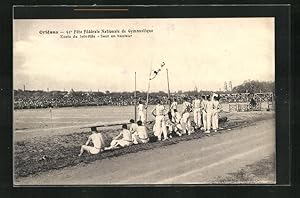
[145,69,151,122]
[134,72,137,121]
[49,106,53,132]
[166,68,171,108]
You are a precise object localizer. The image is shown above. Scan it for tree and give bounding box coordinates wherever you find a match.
[232,80,274,93]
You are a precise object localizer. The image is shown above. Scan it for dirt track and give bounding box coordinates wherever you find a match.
[15,118,275,185]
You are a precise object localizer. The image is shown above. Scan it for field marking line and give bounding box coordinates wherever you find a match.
[118,131,273,183]
[15,125,83,133]
[156,143,273,184]
[15,115,131,119]
[14,120,131,133]
[15,121,92,124]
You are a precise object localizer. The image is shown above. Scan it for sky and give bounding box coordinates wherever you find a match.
[13,18,275,92]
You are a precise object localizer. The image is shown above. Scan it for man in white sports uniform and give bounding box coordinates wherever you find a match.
[166,109,182,137]
[78,127,105,156]
[105,124,133,150]
[204,95,214,134]
[201,95,208,131]
[129,119,139,144]
[137,101,146,123]
[151,99,168,141]
[170,98,178,118]
[212,95,221,132]
[132,120,149,144]
[192,95,202,129]
[181,97,192,135]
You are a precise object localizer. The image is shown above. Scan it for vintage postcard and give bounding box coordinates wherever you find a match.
[13,17,276,185]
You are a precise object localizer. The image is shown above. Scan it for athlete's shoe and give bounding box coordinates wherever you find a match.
[204,130,210,134]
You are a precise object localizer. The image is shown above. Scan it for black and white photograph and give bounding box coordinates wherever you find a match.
[13,16,276,185]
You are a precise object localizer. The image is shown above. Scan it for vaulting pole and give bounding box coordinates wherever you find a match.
[134,72,137,121]
[145,68,152,122]
[166,68,171,108]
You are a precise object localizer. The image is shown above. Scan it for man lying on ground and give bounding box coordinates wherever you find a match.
[78,127,105,156]
[132,120,149,144]
[105,124,133,150]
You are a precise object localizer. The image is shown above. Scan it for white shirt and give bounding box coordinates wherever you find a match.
[170,101,178,110]
[89,133,101,149]
[193,99,201,109]
[205,100,214,111]
[130,123,138,133]
[121,129,132,142]
[182,101,192,113]
[201,100,207,111]
[152,104,165,116]
[136,126,148,139]
[138,104,144,112]
[212,100,220,112]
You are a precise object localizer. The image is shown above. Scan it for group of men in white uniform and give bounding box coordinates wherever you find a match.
[78,119,150,156]
[78,94,221,156]
[150,93,221,141]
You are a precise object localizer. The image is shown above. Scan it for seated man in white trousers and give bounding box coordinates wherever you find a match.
[78,127,105,156]
[166,109,182,137]
[132,120,149,144]
[129,119,139,144]
[105,124,133,150]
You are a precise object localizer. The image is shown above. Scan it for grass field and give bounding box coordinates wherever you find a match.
[13,110,275,179]
[14,103,271,131]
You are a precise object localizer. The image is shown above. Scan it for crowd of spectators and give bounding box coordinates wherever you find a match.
[14,90,274,110]
[14,90,171,109]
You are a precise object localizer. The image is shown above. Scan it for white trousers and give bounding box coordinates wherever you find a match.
[202,110,207,130]
[193,108,201,127]
[154,115,167,140]
[206,110,213,131]
[212,111,219,130]
[182,112,192,134]
[138,111,145,123]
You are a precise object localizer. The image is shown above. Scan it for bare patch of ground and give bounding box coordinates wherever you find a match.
[212,153,275,184]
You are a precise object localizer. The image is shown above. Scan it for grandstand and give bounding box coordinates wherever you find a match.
[13,90,274,110]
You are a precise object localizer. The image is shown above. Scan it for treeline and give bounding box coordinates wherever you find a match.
[231,80,275,94]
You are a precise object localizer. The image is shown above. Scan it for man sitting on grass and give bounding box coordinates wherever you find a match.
[78,127,105,156]
[129,119,139,144]
[132,120,149,144]
[105,124,133,150]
